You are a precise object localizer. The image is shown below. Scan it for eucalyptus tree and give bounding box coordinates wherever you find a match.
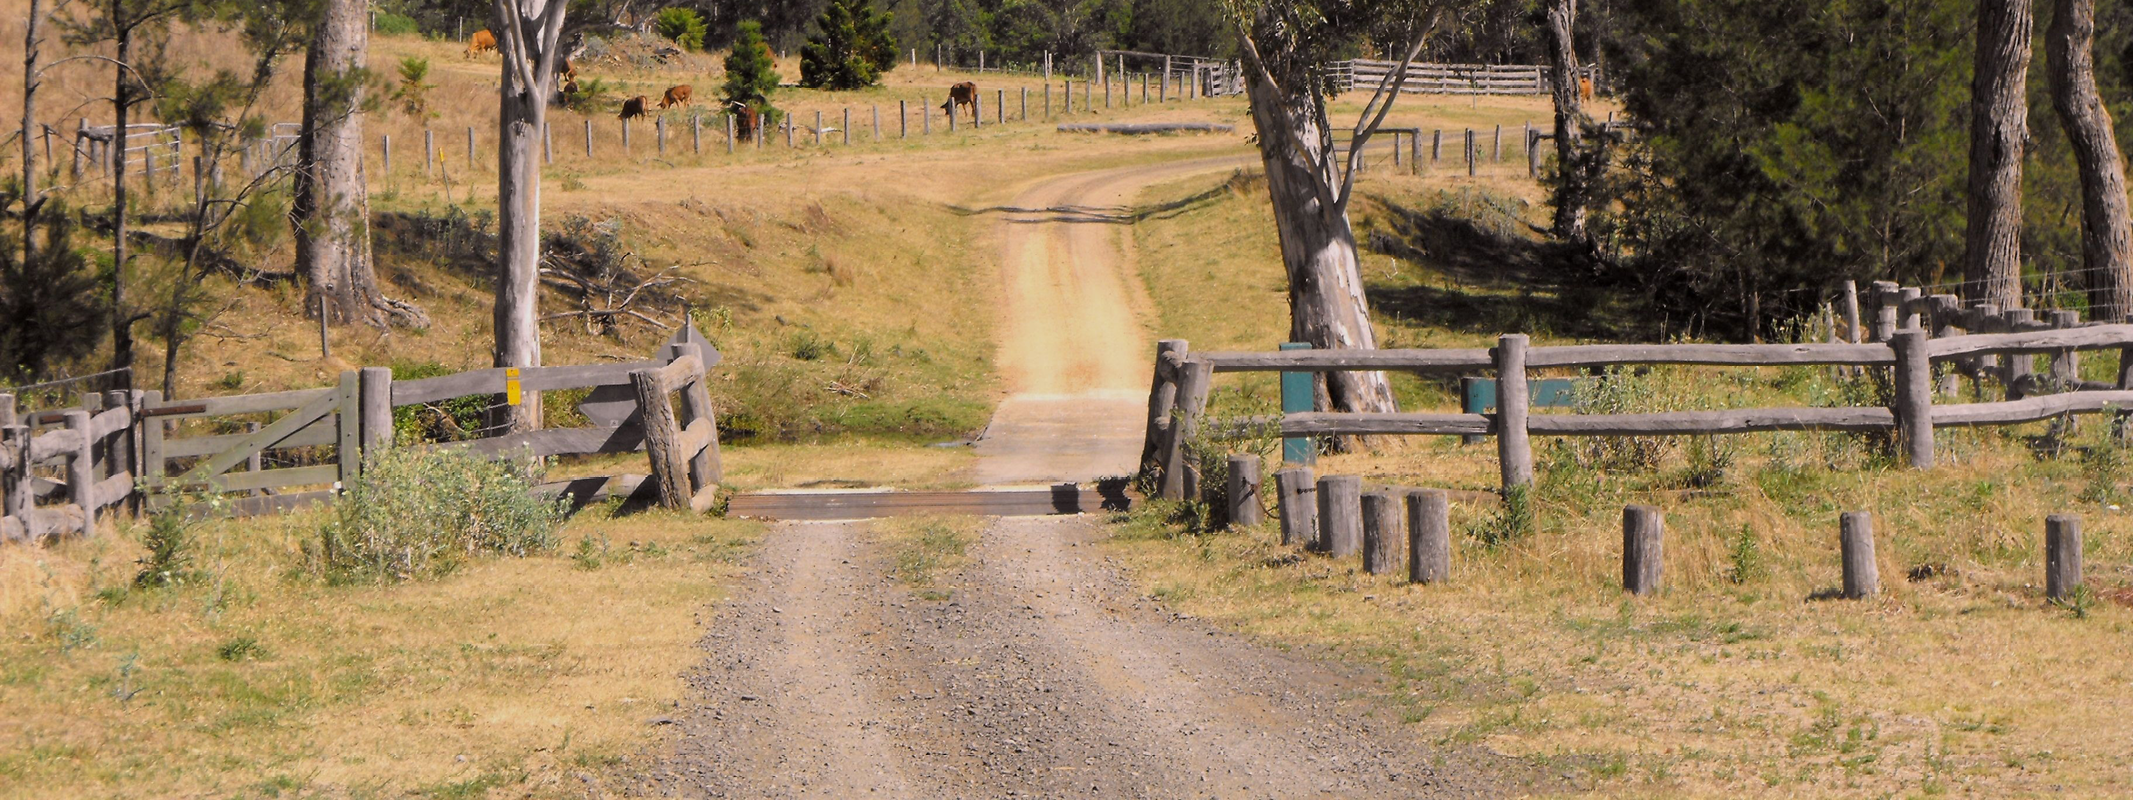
[491,0,570,431]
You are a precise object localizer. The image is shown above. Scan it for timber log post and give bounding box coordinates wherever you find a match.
[1140,339,1188,482]
[1840,511,1879,599]
[1494,334,1534,491]
[1890,329,1935,469]
[1407,489,1450,584]
[1274,466,1315,547]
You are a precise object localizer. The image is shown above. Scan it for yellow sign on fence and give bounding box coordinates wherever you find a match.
[505,368,523,406]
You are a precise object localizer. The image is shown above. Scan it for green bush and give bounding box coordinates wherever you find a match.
[654,7,707,51]
[312,448,567,582]
[373,11,420,37]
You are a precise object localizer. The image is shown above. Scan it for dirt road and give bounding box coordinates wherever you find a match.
[635,152,1499,796]
[639,516,1498,798]
[972,154,1255,486]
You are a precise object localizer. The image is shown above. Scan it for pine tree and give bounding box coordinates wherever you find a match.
[800,0,897,90]
[722,21,782,124]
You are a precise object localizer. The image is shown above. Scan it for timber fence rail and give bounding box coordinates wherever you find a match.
[1327,60,1601,96]
[1140,317,2133,500]
[1,329,722,542]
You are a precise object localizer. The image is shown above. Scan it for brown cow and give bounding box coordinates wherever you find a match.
[466,29,497,58]
[618,95,650,120]
[940,81,977,123]
[1576,76,1594,102]
[659,84,693,110]
[558,58,577,81]
[733,104,762,139]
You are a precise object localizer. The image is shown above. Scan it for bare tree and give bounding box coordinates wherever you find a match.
[293,0,428,329]
[491,0,570,432]
[1965,0,2031,309]
[1229,3,1439,419]
[1544,0,1588,243]
[2046,0,2133,321]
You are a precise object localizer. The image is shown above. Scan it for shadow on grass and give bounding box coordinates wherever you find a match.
[950,178,1236,225]
[1360,194,1643,340]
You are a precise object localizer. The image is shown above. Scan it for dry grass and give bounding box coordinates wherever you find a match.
[1115,110,2133,795]
[0,504,761,797]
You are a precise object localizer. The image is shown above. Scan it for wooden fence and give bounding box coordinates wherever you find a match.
[1327,60,1601,96]
[1,328,721,543]
[1140,310,2133,500]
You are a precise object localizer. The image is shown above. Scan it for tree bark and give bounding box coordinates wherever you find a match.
[1545,0,1587,243]
[2047,0,2133,322]
[492,0,569,432]
[1239,74,1398,416]
[296,0,427,330]
[21,0,42,273]
[1966,0,2031,310]
[109,14,133,379]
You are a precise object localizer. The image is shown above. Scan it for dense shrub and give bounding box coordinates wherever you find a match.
[654,7,707,51]
[312,448,566,582]
[373,11,420,37]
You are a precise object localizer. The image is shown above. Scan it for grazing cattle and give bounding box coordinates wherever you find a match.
[940,81,977,122]
[558,58,577,81]
[1576,76,1594,102]
[554,77,580,106]
[618,95,650,120]
[733,104,761,139]
[659,84,693,110]
[466,29,497,58]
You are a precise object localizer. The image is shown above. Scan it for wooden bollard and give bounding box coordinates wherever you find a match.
[1361,491,1401,575]
[727,114,736,154]
[692,114,701,153]
[2046,514,2083,601]
[1494,334,1534,490]
[1139,339,1189,474]
[1840,511,1879,599]
[1431,129,1442,161]
[1274,467,1315,547]
[1622,505,1664,595]
[843,108,851,144]
[1316,474,1362,557]
[1226,455,1262,528]
[815,110,824,144]
[1407,489,1450,584]
[1890,329,1935,469]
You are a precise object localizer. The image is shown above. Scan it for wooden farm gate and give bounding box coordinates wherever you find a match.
[2,327,721,542]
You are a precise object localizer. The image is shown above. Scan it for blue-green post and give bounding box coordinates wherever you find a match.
[1279,342,1315,464]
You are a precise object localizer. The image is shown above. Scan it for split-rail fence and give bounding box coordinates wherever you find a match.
[1140,297,2133,501]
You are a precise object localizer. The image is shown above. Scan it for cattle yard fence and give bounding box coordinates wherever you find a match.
[1326,60,1602,97]
[0,329,721,543]
[1140,287,2133,501]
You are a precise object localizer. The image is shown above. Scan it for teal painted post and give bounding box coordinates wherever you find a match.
[1279,342,1314,464]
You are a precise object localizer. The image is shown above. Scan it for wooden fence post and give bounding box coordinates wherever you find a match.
[997,89,1005,124]
[1316,474,1362,557]
[102,390,134,514]
[1494,334,1533,491]
[1226,455,1262,528]
[815,110,824,144]
[873,105,880,139]
[1527,129,1539,177]
[1275,467,1315,547]
[585,119,593,158]
[1931,294,1963,394]
[1622,504,1663,595]
[424,129,435,176]
[1898,286,1922,330]
[1492,124,1501,161]
[631,367,690,510]
[1362,491,1400,574]
[1464,128,1475,176]
[1158,358,1213,500]
[138,390,163,497]
[1407,489,1450,584]
[674,344,723,491]
[843,108,851,144]
[1022,87,1029,119]
[2046,514,2083,602]
[358,367,393,458]
[657,115,667,155]
[1841,280,1862,343]
[1431,129,1442,162]
[727,113,735,154]
[466,126,475,165]
[900,100,908,138]
[1890,329,1935,469]
[691,114,700,153]
[2051,310,2081,384]
[1140,339,1189,481]
[1840,511,1879,599]
[1,424,25,535]
[64,410,92,537]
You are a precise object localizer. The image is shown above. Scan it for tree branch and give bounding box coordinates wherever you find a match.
[1336,19,1438,213]
[1229,12,1342,218]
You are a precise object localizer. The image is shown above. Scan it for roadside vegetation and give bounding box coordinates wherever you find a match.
[1117,93,2133,796]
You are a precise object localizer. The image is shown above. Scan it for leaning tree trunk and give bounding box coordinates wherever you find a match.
[1965,0,2032,310]
[1545,0,1587,243]
[2047,0,2133,322]
[296,0,427,330]
[1241,73,1398,417]
[492,0,568,433]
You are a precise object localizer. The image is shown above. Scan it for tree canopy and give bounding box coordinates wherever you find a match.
[800,0,897,89]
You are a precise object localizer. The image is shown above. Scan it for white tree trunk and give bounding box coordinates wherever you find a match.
[1545,0,1588,243]
[297,0,426,330]
[1241,73,1397,417]
[492,0,568,432]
